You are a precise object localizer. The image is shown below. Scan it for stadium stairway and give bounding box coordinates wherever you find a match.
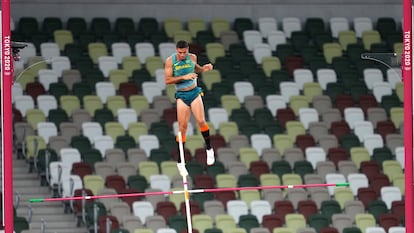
[1,157,87,233]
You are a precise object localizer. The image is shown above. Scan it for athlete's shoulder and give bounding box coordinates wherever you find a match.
[188,53,197,62]
[165,56,173,66]
[166,55,173,62]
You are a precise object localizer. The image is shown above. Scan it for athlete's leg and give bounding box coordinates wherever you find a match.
[176,98,191,161]
[176,98,191,176]
[191,95,215,165]
[190,95,210,146]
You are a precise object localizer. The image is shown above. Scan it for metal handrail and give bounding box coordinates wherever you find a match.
[94,203,98,233]
[26,204,33,223]
[14,191,20,209]
[40,218,46,233]
[106,217,112,233]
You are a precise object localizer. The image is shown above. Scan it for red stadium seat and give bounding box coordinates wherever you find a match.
[119,82,138,102]
[335,95,354,115]
[297,200,318,222]
[360,161,381,181]
[172,148,193,163]
[378,213,400,232]
[330,121,351,140]
[262,214,284,232]
[276,108,296,129]
[73,188,94,215]
[105,175,126,193]
[249,161,270,179]
[179,201,201,216]
[71,162,93,180]
[194,148,207,167]
[369,173,391,196]
[295,134,316,152]
[215,191,236,207]
[210,135,226,150]
[98,215,120,233]
[193,174,216,189]
[284,56,304,77]
[376,120,397,140]
[319,227,339,233]
[26,82,46,102]
[358,94,378,115]
[156,201,178,221]
[327,147,348,168]
[357,187,378,208]
[118,188,143,209]
[391,200,405,221]
[273,200,295,219]
[162,107,177,129]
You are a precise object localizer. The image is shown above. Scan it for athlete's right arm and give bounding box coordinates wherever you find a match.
[164,56,198,85]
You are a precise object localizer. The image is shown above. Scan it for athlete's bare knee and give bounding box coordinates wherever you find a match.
[178,124,188,134]
[198,121,208,129]
[197,121,207,127]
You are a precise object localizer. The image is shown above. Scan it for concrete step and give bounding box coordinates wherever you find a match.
[31,229,87,233]
[17,205,65,216]
[0,167,36,175]
[30,214,76,222]
[13,193,53,208]
[32,215,78,223]
[12,159,30,166]
[14,194,87,232]
[1,175,42,190]
[9,166,31,174]
[2,172,39,179]
[12,159,27,166]
[17,201,63,209]
[29,221,83,231]
[13,178,43,187]
[13,186,50,195]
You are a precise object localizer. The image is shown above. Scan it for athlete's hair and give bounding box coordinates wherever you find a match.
[176,40,189,49]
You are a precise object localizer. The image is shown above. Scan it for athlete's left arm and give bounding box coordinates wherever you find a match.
[191,54,213,73]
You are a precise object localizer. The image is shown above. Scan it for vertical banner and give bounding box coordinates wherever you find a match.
[1,0,14,233]
[403,0,413,232]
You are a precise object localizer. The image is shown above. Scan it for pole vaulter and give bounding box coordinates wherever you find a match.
[4,2,411,233]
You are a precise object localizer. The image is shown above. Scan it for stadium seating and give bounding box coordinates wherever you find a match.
[12,15,405,233]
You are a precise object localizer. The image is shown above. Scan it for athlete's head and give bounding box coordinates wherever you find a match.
[176,40,189,61]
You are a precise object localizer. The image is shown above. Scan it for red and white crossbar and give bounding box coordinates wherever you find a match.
[30,182,349,203]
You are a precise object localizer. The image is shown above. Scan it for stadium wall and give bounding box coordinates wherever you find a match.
[10,0,402,23]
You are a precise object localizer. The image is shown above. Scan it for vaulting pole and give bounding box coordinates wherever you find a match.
[177,131,193,233]
[1,0,14,232]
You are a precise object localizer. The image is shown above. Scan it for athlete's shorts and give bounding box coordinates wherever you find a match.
[175,87,203,106]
